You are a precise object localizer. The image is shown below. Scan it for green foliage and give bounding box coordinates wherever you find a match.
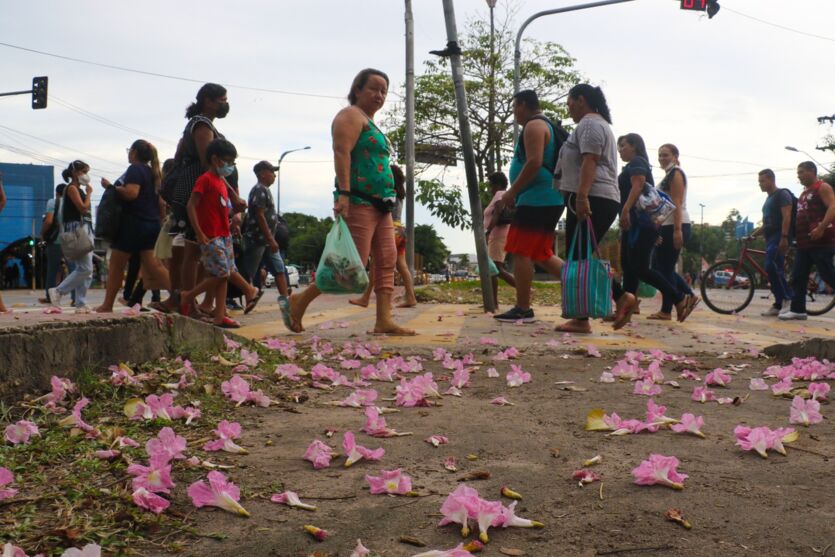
[386,6,585,230]
[283,212,334,270]
[414,224,451,273]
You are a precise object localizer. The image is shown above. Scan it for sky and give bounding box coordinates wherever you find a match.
[1,0,834,254]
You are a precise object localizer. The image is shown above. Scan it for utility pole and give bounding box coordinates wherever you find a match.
[486,0,497,175]
[699,203,706,268]
[404,0,417,276]
[437,0,496,312]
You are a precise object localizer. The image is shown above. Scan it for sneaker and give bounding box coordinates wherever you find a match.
[494,306,535,323]
[48,287,63,307]
[75,305,91,314]
[778,310,808,320]
[761,306,782,317]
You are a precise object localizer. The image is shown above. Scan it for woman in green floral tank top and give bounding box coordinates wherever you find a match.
[282,68,415,336]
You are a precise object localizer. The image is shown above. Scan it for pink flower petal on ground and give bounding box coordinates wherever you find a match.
[438,484,479,536]
[771,377,793,395]
[4,420,40,445]
[631,454,688,489]
[585,345,602,358]
[705,369,732,387]
[808,382,830,401]
[350,539,372,557]
[336,389,379,408]
[749,378,769,391]
[146,427,187,463]
[58,397,98,437]
[633,379,662,397]
[480,337,499,346]
[239,348,260,368]
[735,425,772,458]
[94,449,121,460]
[486,367,499,378]
[116,436,140,448]
[716,397,735,405]
[450,367,470,389]
[365,469,413,495]
[224,336,241,351]
[679,370,701,381]
[203,420,247,454]
[44,306,63,314]
[342,431,385,467]
[187,471,249,517]
[691,386,716,403]
[58,543,102,557]
[341,359,362,370]
[411,545,471,557]
[506,364,531,387]
[670,414,706,438]
[303,439,334,469]
[444,386,463,397]
[127,454,175,494]
[443,457,458,472]
[490,396,514,406]
[221,375,252,406]
[2,543,28,557]
[599,371,615,383]
[425,435,449,448]
[789,396,823,426]
[275,363,304,381]
[132,487,170,514]
[473,497,504,543]
[270,490,317,511]
[0,467,18,501]
[572,469,601,487]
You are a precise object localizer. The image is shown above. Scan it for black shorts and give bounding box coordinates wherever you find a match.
[111,214,161,253]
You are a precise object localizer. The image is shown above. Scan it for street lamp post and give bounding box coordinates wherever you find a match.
[486,0,497,174]
[699,203,706,265]
[512,0,635,142]
[275,146,311,214]
[784,145,832,173]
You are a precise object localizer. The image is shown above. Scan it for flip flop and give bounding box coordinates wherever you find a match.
[244,290,264,315]
[646,312,672,321]
[677,295,701,323]
[148,301,170,314]
[215,316,241,329]
[613,299,640,331]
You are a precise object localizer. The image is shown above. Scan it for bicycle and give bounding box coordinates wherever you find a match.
[700,237,835,315]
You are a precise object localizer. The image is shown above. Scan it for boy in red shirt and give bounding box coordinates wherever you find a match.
[181,139,256,328]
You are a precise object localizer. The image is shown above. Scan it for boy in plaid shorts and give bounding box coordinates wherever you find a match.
[180,138,250,328]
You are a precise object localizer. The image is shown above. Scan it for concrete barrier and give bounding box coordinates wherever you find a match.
[764,337,835,361]
[0,314,229,403]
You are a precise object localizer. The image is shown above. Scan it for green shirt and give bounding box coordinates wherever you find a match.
[334,118,395,206]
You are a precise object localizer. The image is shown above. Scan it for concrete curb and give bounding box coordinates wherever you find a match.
[0,314,231,403]
[764,337,835,361]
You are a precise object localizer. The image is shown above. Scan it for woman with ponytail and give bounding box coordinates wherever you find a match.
[94,140,170,313]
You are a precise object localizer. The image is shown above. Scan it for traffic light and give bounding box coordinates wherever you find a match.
[679,0,719,18]
[28,238,35,247]
[706,0,720,18]
[31,76,48,110]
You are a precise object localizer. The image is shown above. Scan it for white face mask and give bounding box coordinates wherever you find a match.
[78,173,91,186]
[662,161,677,171]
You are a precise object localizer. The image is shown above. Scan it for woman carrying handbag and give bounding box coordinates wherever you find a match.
[50,160,95,313]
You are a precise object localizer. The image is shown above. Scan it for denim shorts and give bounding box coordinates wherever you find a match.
[200,236,237,278]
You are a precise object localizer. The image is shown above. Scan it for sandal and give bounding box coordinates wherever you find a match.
[215,316,241,329]
[244,290,264,315]
[613,298,640,331]
[278,297,293,331]
[148,301,170,314]
[554,321,592,334]
[646,312,672,321]
[676,295,701,323]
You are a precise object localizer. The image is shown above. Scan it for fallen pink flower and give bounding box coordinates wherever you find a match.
[350,539,372,557]
[425,435,449,448]
[343,431,384,467]
[789,396,823,426]
[585,344,602,358]
[679,370,701,381]
[239,348,260,368]
[572,469,601,487]
[116,436,140,448]
[443,457,458,472]
[335,389,378,408]
[599,371,615,383]
[506,364,531,387]
[58,544,102,557]
[808,382,830,401]
[645,399,676,426]
[472,497,504,543]
[303,524,328,541]
[303,440,335,470]
[771,377,793,396]
[127,453,175,494]
[146,427,187,462]
[44,306,62,314]
[433,347,451,361]
[220,375,271,407]
[58,397,98,437]
[4,420,40,445]
[691,386,716,403]
[275,363,305,381]
[493,500,545,530]
[670,414,706,438]
[438,484,479,537]
[270,490,317,511]
[144,393,177,421]
[224,336,242,351]
[633,378,662,397]
[94,449,121,460]
[444,386,463,397]
[341,359,362,370]
[486,367,499,378]
[411,545,471,557]
[2,543,28,557]
[632,454,688,490]
[768,426,799,456]
[204,421,247,454]
[132,487,170,514]
[734,425,772,458]
[187,471,249,517]
[0,467,18,501]
[365,469,413,495]
[171,405,202,425]
[450,367,470,389]
[716,397,735,405]
[490,396,514,406]
[705,369,732,387]
[749,378,769,391]
[480,337,499,346]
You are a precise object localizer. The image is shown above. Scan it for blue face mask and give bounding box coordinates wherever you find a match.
[218,163,235,177]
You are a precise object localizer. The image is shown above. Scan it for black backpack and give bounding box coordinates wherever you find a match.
[95,186,123,241]
[517,114,570,176]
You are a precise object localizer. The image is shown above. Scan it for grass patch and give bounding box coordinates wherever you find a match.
[416,280,562,305]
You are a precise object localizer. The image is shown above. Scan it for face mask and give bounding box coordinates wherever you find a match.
[78,173,91,186]
[216,102,230,119]
[662,161,677,171]
[218,163,235,177]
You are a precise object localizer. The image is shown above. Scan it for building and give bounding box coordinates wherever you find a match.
[0,162,54,288]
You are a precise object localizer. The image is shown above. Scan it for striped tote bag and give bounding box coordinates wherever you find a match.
[561,218,612,319]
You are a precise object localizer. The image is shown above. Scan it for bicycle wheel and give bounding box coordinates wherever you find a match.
[805,261,835,316]
[701,260,756,314]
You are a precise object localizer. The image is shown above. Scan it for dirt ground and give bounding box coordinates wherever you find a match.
[161,342,833,557]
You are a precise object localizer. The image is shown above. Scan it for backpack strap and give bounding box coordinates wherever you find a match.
[518,115,561,173]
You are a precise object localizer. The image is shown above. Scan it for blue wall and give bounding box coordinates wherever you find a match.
[0,162,54,250]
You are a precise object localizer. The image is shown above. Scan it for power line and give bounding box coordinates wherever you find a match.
[51,96,175,146]
[0,40,346,100]
[723,6,835,43]
[0,125,125,171]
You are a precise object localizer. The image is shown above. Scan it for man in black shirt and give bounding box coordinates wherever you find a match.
[751,168,793,316]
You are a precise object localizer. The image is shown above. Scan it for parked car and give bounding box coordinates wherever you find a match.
[711,270,749,288]
[264,264,300,290]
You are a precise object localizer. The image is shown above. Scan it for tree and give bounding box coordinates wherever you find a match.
[386,5,584,230]
[414,224,451,273]
[283,212,333,271]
